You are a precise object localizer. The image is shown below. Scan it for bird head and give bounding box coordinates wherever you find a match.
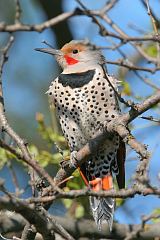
[35,40,105,73]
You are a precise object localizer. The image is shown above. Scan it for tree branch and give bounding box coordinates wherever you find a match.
[1,211,160,240]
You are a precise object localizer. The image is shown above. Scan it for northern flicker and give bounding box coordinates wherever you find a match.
[36,40,125,231]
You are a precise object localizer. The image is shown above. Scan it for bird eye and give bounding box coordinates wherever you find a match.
[72,49,79,54]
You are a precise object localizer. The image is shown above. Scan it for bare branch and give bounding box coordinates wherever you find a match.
[1,211,160,240]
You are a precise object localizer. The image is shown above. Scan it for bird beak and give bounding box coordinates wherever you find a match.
[35,48,63,56]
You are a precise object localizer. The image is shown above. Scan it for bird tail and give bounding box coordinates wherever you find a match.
[89,175,115,231]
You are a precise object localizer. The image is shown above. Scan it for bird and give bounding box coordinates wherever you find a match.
[35,40,125,231]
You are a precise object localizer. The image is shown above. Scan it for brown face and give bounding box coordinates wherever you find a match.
[61,43,87,66]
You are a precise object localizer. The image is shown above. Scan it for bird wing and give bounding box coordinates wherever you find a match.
[116,138,126,189]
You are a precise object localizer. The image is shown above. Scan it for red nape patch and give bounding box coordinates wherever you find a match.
[64,54,79,65]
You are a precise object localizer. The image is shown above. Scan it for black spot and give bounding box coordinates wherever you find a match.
[97,78,100,80]
[111,114,115,118]
[110,94,113,97]
[101,93,104,96]
[49,92,52,95]
[89,169,94,174]
[87,99,90,102]
[105,110,108,114]
[103,165,109,170]
[95,173,100,178]
[104,103,107,107]
[97,82,101,86]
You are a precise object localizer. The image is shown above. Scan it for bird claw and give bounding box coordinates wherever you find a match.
[60,151,78,169]
[70,151,78,169]
[60,159,70,169]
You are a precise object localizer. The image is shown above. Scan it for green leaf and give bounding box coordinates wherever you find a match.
[63,199,73,209]
[0,149,8,169]
[75,204,85,218]
[152,208,160,223]
[121,81,132,96]
[144,44,157,57]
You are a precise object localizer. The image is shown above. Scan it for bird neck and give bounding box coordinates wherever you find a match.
[62,62,101,74]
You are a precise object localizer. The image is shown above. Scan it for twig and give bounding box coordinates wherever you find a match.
[145,0,160,66]
[0,10,77,33]
[21,223,36,240]
[105,59,160,73]
[140,115,160,123]
[15,0,22,23]
[0,193,75,240]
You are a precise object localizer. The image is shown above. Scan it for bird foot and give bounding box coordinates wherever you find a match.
[60,151,78,169]
[60,159,70,169]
